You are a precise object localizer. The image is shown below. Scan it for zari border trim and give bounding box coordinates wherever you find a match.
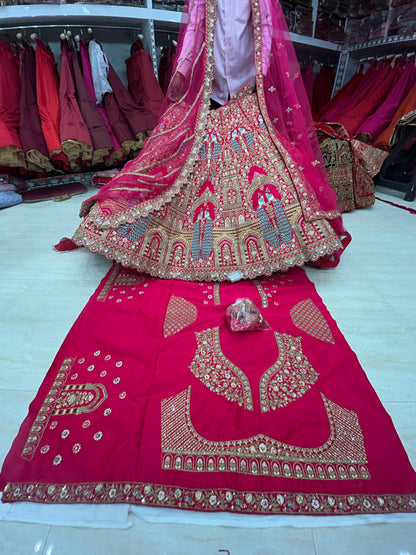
[73,226,342,282]
[85,0,218,229]
[3,481,416,515]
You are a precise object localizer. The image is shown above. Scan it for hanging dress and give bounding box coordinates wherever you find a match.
[59,40,93,170]
[35,39,70,172]
[72,0,349,281]
[311,65,335,118]
[89,39,143,157]
[79,40,125,167]
[18,42,55,174]
[334,61,403,135]
[158,44,176,95]
[374,82,416,150]
[70,46,113,167]
[126,38,164,118]
[0,39,25,172]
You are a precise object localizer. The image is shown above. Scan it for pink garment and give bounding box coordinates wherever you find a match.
[356,63,416,141]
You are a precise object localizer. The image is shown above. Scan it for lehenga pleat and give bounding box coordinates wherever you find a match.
[73,90,342,281]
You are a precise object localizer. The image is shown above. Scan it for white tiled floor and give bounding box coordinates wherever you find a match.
[0,185,415,554]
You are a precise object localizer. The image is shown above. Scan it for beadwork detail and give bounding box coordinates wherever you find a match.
[290,298,335,344]
[164,296,198,337]
[259,332,319,412]
[189,328,253,410]
[161,387,369,480]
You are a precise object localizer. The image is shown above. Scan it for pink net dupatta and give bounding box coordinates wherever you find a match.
[80,0,349,267]
[256,0,349,265]
[80,0,211,224]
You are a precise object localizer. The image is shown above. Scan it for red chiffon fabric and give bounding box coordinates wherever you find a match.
[1,265,415,515]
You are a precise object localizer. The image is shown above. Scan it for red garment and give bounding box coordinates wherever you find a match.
[158,44,176,94]
[334,62,403,134]
[35,39,69,170]
[356,63,416,142]
[301,64,314,105]
[319,63,377,123]
[19,44,49,160]
[126,39,164,118]
[312,65,335,118]
[0,39,22,150]
[70,47,113,164]
[107,63,157,137]
[59,41,92,165]
[1,265,416,515]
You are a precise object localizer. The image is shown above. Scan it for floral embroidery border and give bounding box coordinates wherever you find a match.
[3,481,415,515]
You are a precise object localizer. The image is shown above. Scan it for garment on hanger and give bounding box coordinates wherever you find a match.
[106,63,157,141]
[331,60,403,135]
[72,0,349,280]
[0,39,25,171]
[59,40,93,170]
[301,64,314,104]
[35,39,70,171]
[18,42,54,174]
[375,81,416,150]
[311,65,335,118]
[158,43,176,94]
[88,39,113,106]
[70,45,113,166]
[319,62,377,123]
[126,38,164,118]
[356,62,416,144]
[79,40,125,167]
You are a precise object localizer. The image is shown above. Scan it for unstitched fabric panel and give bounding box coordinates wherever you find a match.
[1,264,415,516]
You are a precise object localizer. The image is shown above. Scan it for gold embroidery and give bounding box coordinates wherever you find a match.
[3,480,415,515]
[21,357,75,461]
[189,328,253,410]
[53,384,108,416]
[253,279,268,308]
[213,283,221,305]
[161,387,369,480]
[98,265,146,302]
[164,296,198,337]
[290,299,335,344]
[260,332,319,412]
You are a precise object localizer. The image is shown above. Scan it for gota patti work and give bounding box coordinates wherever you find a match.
[72,0,349,279]
[1,265,415,515]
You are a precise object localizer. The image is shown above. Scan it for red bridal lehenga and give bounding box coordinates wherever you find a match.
[72,0,349,281]
[1,0,415,519]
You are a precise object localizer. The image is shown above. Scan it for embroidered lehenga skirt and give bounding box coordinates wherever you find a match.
[73,90,342,281]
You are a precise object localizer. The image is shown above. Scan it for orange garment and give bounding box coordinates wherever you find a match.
[374,82,416,150]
